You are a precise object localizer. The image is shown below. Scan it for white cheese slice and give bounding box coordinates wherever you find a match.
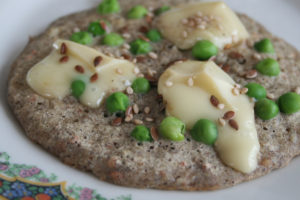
[158,60,260,173]
[157,1,249,49]
[27,39,137,108]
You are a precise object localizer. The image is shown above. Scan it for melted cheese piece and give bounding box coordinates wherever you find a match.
[157,1,249,49]
[158,61,260,173]
[26,39,137,108]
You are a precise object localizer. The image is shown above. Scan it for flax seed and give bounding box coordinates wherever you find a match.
[111,117,122,126]
[75,65,84,73]
[229,119,239,130]
[150,127,159,141]
[60,43,67,54]
[223,111,235,120]
[210,95,219,107]
[90,73,98,82]
[59,55,69,63]
[93,56,103,67]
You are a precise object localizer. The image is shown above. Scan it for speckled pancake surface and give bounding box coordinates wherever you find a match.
[7,0,300,190]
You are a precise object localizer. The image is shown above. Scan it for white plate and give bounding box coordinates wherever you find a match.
[0,0,300,199]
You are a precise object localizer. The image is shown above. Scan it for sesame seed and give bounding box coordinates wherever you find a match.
[144,106,151,114]
[133,104,139,114]
[125,114,133,122]
[148,52,158,59]
[234,84,241,89]
[122,33,131,39]
[145,117,154,122]
[181,18,188,24]
[218,118,226,126]
[165,80,173,87]
[196,11,203,17]
[197,24,206,30]
[126,87,133,95]
[217,24,224,30]
[147,68,157,76]
[252,53,262,60]
[116,68,123,75]
[182,31,188,38]
[217,103,225,110]
[133,119,143,125]
[132,58,137,63]
[267,93,275,100]
[125,106,133,117]
[240,87,249,95]
[122,43,130,50]
[133,67,140,75]
[232,88,240,96]
[73,27,80,32]
[187,77,194,87]
[139,35,150,42]
[137,73,144,78]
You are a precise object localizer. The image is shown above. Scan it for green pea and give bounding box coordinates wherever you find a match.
[106,92,129,113]
[70,31,92,45]
[102,33,124,46]
[155,5,171,15]
[131,125,152,142]
[130,39,152,55]
[131,78,151,94]
[278,92,300,114]
[254,38,274,53]
[245,82,267,100]
[190,119,218,145]
[159,117,185,141]
[146,29,162,42]
[255,98,279,120]
[192,40,218,61]
[98,0,120,14]
[255,58,280,76]
[71,80,86,98]
[127,5,148,19]
[87,22,106,36]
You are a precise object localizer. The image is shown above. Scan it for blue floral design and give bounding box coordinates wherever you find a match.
[2,189,19,198]
[11,182,26,190]
[44,187,58,196]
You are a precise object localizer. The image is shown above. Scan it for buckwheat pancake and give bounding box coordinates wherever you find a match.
[7,0,300,190]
